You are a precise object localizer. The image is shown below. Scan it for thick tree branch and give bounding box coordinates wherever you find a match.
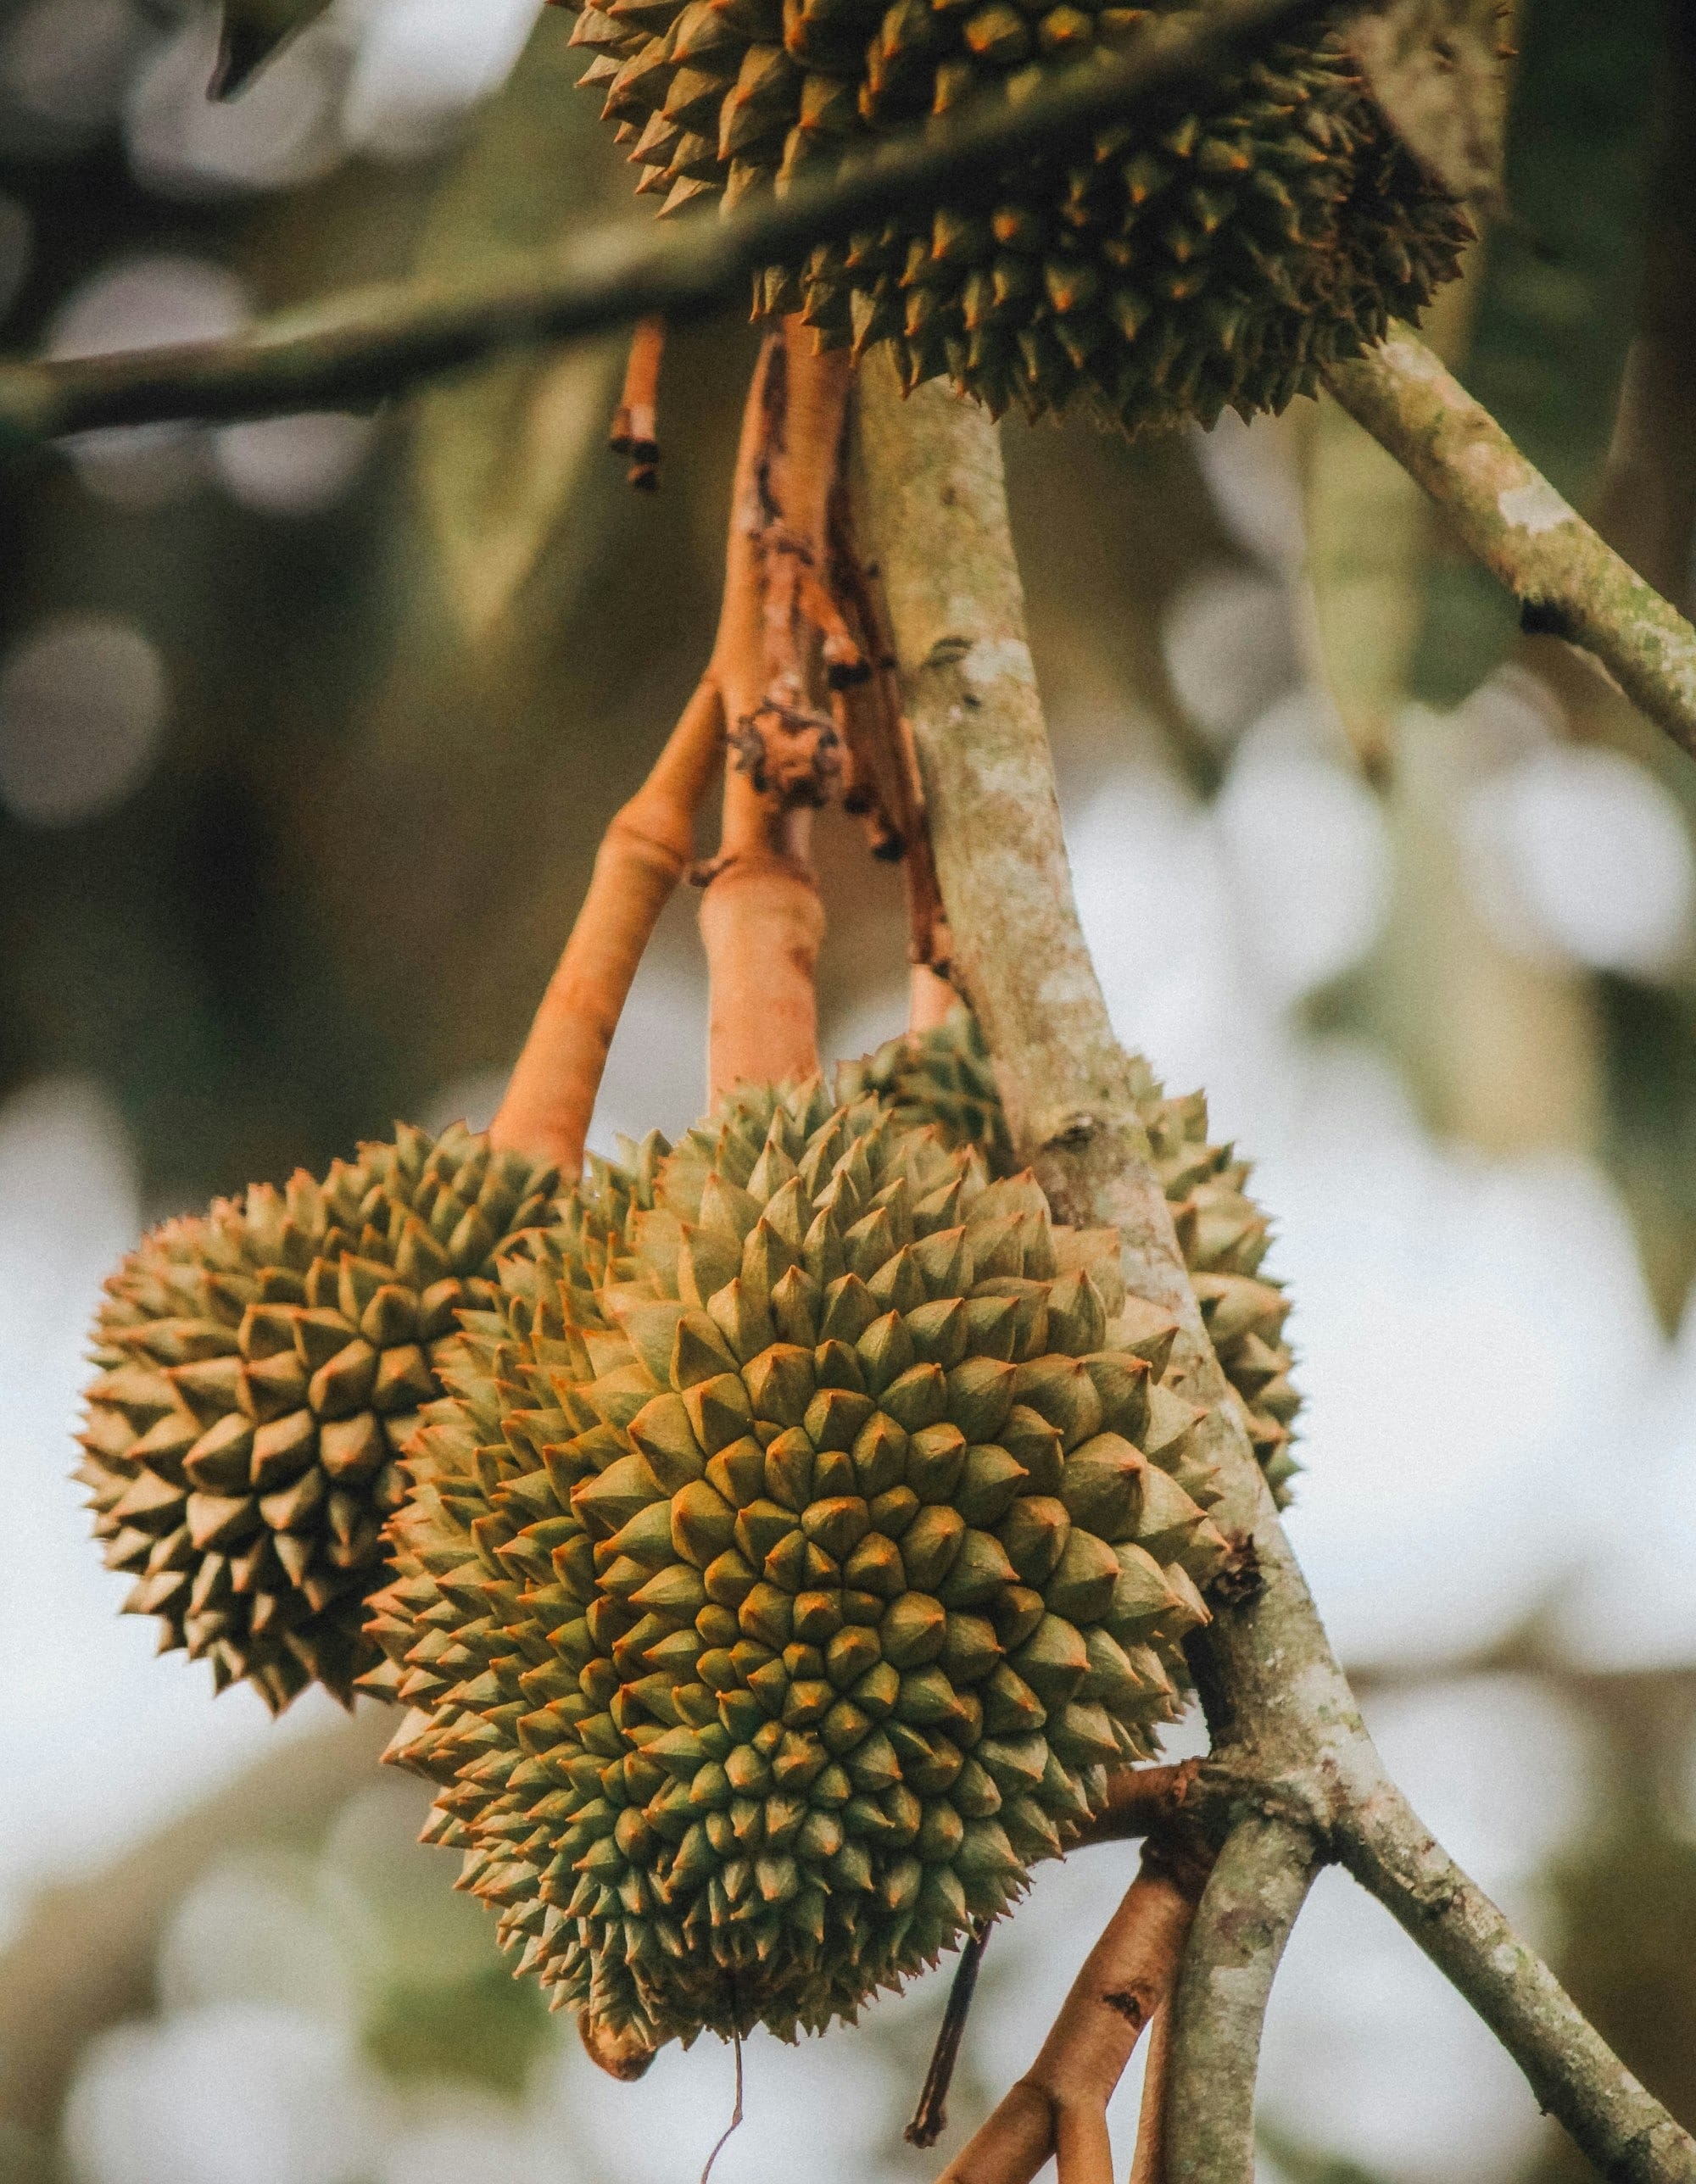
[0,0,1337,446]
[849,356,1696,2184]
[1162,1815,1321,2184]
[1325,332,1696,761]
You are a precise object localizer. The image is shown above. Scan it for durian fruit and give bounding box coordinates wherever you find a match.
[77,1126,558,1713]
[366,1084,1233,2055]
[839,1010,1300,1494]
[562,0,1472,431]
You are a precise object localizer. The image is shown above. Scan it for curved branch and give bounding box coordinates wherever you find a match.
[1336,1786,1696,2184]
[1162,1815,1321,2184]
[0,0,1336,445]
[1325,332,1696,761]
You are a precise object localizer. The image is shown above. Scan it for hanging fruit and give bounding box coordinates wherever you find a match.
[560,0,1473,428]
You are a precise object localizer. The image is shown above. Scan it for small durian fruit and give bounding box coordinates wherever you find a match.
[839,1011,1299,1496]
[77,1125,558,1713]
[563,0,1472,432]
[366,1086,1230,2058]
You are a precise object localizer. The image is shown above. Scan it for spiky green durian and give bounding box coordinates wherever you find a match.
[838,1010,1299,1493]
[77,1125,558,1714]
[366,1084,1232,2055]
[565,0,1471,431]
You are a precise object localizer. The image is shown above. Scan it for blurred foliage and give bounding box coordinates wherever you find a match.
[1409,0,1663,707]
[362,1964,553,2098]
[1526,1671,1696,2183]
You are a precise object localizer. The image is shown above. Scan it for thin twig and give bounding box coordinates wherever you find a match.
[1325,331,1696,761]
[0,0,1338,443]
[1162,1815,1321,2184]
[611,315,665,490]
[700,2025,745,2184]
[907,1919,993,2149]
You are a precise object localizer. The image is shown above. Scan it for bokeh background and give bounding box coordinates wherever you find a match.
[2,0,1694,2179]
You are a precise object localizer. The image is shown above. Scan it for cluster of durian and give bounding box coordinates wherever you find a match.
[840,1011,1299,1494]
[365,1082,1236,2054]
[77,1126,557,1713]
[563,0,1471,430]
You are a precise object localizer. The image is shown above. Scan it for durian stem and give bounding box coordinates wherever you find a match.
[909,962,958,1033]
[699,320,856,1099]
[1125,2003,1172,2184]
[488,673,723,1174]
[934,1835,1213,2184]
[851,355,1696,2184]
[700,780,823,1099]
[611,315,665,490]
[1067,1761,1203,1850]
[1325,330,1696,762]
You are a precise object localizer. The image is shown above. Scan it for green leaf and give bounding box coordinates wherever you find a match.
[409,11,628,642]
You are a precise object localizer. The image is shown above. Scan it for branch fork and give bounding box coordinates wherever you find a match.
[480,268,1696,2184]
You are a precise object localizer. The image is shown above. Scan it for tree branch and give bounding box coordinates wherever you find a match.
[1324,332,1696,761]
[1162,1814,1321,2184]
[1336,1788,1696,2184]
[0,0,1338,445]
[848,355,1696,2184]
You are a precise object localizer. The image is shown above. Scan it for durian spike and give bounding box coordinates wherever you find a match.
[935,1819,1214,2184]
[489,673,724,1176]
[610,315,666,490]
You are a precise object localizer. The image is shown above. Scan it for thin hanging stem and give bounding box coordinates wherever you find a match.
[700,2025,745,2184]
[906,1919,993,2149]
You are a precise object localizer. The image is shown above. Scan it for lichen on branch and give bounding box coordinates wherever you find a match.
[1325,330,1696,761]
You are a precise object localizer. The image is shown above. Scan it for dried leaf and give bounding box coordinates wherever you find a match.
[410,10,626,642]
[1348,0,1510,205]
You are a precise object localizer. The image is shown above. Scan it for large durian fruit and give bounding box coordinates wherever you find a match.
[840,1010,1299,1494]
[77,1126,557,1713]
[564,0,1472,430]
[366,1084,1234,2054]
